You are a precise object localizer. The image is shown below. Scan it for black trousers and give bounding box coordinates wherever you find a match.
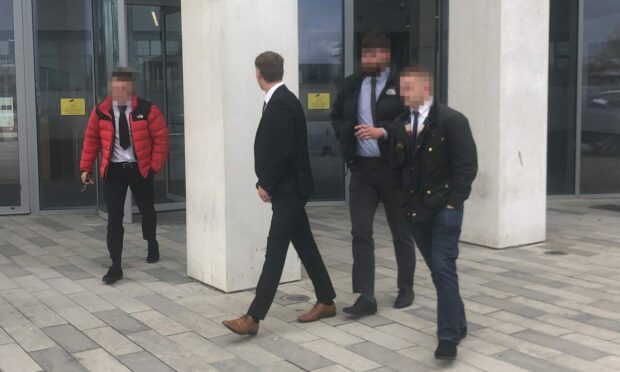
[104,162,156,267]
[248,192,336,320]
[349,157,415,296]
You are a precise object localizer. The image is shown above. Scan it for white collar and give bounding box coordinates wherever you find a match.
[411,96,434,117]
[113,100,132,110]
[264,82,285,105]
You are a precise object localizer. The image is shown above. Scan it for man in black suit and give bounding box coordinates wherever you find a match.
[222,51,337,336]
[388,66,478,360]
[331,32,416,315]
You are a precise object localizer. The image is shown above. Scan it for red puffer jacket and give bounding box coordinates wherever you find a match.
[80,96,169,179]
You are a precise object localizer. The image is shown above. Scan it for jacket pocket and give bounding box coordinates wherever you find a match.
[421,183,450,211]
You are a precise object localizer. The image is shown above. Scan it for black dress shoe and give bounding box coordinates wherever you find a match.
[435,340,457,360]
[343,296,377,316]
[460,326,468,340]
[102,266,123,285]
[393,289,414,309]
[147,240,160,263]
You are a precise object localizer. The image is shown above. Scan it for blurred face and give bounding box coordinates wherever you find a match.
[361,47,390,74]
[400,72,432,108]
[111,78,133,103]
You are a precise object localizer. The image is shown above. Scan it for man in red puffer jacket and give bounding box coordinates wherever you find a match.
[80,69,169,284]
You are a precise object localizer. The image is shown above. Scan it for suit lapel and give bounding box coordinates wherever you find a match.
[377,73,397,102]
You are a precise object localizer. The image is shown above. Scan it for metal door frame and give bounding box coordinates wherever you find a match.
[0,0,32,215]
[160,6,186,203]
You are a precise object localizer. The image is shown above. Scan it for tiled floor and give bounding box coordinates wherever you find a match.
[1,199,620,371]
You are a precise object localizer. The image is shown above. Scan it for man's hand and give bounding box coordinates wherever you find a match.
[257,186,271,203]
[355,125,386,140]
[81,171,94,185]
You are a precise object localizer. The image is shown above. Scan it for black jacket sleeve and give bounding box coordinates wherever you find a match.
[257,100,296,193]
[330,85,345,141]
[446,114,478,206]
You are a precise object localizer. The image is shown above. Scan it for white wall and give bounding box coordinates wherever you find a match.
[182,0,301,292]
[449,0,549,248]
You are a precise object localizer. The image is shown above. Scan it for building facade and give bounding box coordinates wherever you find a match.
[0,0,617,287]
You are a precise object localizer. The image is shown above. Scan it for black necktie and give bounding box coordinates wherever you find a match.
[118,105,130,150]
[262,101,266,113]
[370,76,377,126]
[412,110,420,145]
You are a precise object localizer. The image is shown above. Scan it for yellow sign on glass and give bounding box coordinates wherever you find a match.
[308,93,330,110]
[60,98,86,116]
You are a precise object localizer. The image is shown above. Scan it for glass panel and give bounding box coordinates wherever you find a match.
[127,4,185,204]
[547,0,578,195]
[298,0,345,201]
[163,9,185,199]
[94,0,119,101]
[580,0,620,193]
[33,0,96,209]
[0,0,21,207]
[94,0,121,213]
[354,0,438,76]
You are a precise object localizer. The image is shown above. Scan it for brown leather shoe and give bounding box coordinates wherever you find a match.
[297,302,336,323]
[222,315,259,335]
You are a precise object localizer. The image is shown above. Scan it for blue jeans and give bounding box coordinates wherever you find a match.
[409,205,466,343]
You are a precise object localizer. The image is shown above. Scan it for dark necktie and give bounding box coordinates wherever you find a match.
[370,76,377,126]
[412,110,420,145]
[118,105,130,150]
[262,101,266,113]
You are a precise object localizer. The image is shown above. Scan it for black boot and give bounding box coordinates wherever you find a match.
[343,295,377,316]
[435,340,457,360]
[147,240,160,263]
[393,289,414,309]
[460,326,468,340]
[102,266,123,285]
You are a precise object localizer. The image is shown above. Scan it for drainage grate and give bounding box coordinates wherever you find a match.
[591,204,620,213]
[280,294,310,304]
[545,250,568,256]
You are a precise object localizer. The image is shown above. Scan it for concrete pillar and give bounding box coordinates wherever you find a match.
[448,0,549,248]
[182,0,301,291]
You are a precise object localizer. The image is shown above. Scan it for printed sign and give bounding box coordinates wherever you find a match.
[0,97,14,128]
[308,93,330,110]
[61,98,86,116]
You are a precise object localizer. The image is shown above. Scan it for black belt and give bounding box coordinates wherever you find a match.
[353,156,384,165]
[111,162,137,169]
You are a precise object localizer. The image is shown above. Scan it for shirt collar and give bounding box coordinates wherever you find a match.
[113,100,132,110]
[367,67,391,83]
[378,67,391,82]
[411,96,434,117]
[264,82,285,105]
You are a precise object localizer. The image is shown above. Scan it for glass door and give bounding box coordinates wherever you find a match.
[126,2,185,207]
[0,0,29,214]
[162,8,184,201]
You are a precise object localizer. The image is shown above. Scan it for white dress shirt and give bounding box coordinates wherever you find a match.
[111,100,136,163]
[411,96,434,136]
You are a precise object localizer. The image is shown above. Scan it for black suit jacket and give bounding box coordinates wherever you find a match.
[330,71,404,166]
[254,85,314,196]
[388,103,478,221]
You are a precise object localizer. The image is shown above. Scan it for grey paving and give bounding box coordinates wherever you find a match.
[43,324,99,353]
[0,200,619,371]
[30,347,89,372]
[94,309,151,335]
